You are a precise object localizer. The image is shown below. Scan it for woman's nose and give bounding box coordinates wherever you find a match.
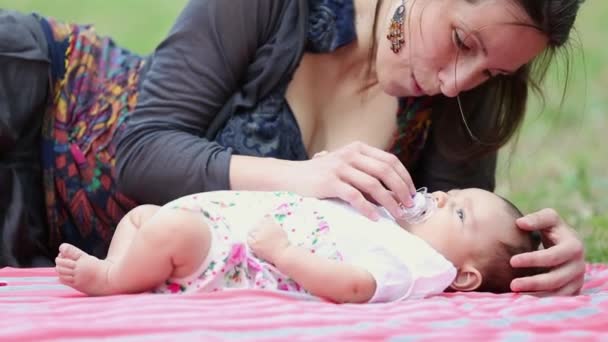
[432,191,448,208]
[438,58,485,98]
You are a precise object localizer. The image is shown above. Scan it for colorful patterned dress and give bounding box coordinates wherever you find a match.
[155,191,328,295]
[38,17,142,257]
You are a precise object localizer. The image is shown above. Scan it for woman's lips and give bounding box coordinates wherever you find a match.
[411,73,425,96]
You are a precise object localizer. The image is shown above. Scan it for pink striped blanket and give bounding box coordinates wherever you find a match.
[1,265,607,341]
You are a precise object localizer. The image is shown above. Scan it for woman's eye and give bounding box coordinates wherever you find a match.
[453,29,470,51]
[456,208,465,221]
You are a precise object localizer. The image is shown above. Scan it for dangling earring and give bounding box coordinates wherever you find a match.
[387,1,406,54]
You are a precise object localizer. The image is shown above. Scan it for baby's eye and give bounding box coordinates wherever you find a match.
[456,208,465,221]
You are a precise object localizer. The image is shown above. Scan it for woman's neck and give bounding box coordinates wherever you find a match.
[345,0,399,89]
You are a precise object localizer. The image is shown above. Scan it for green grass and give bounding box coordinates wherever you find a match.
[2,1,606,262]
[495,2,608,263]
[0,0,187,54]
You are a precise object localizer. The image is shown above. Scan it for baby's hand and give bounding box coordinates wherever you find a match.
[247,215,290,263]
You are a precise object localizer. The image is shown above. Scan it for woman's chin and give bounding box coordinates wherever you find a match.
[380,80,411,97]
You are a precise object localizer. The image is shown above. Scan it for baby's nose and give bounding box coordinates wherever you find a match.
[432,191,448,208]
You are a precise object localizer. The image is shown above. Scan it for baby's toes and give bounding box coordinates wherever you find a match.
[58,243,86,261]
[55,257,76,279]
[57,274,74,285]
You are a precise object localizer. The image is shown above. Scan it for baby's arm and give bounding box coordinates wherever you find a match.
[247,216,376,303]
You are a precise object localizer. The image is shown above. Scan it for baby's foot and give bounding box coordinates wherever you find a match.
[55,243,115,296]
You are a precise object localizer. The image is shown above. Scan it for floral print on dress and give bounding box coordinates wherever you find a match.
[155,191,345,296]
[223,243,250,285]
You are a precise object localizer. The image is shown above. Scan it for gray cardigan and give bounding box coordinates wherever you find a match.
[115,0,309,204]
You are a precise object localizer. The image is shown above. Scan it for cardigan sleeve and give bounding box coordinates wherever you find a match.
[115,0,300,204]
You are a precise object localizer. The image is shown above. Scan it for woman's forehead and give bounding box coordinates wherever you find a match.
[476,24,548,70]
[461,0,531,22]
[453,1,548,70]
[453,0,537,32]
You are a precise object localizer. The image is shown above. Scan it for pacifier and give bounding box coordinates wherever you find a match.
[399,187,437,224]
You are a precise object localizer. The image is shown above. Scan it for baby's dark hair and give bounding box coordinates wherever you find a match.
[476,196,544,294]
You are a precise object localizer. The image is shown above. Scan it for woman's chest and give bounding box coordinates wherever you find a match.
[213,55,432,166]
[285,54,399,156]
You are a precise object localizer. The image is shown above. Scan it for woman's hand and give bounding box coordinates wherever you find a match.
[294,141,417,221]
[510,208,586,296]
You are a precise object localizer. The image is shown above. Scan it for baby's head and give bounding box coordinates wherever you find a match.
[402,188,542,293]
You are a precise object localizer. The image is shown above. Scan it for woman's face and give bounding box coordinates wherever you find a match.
[376,0,549,98]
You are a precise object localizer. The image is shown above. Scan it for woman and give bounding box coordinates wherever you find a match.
[0,0,585,295]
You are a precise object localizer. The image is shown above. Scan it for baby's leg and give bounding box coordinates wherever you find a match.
[55,206,212,296]
[106,205,162,263]
[55,205,160,290]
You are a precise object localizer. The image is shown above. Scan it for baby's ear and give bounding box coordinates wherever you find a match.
[449,264,482,292]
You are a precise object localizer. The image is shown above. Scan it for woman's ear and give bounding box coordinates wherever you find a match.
[449,265,482,292]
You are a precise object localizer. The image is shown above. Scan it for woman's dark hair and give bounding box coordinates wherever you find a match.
[371,0,585,159]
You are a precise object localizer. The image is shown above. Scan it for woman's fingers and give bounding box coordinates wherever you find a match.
[350,154,414,208]
[312,150,328,159]
[338,142,415,207]
[513,208,584,269]
[511,207,586,296]
[510,258,585,294]
[337,165,401,219]
[307,142,417,220]
[516,208,561,231]
[511,241,578,269]
[357,143,417,197]
[551,277,585,296]
[334,182,382,221]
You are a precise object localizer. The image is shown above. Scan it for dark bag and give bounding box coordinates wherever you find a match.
[0,10,53,267]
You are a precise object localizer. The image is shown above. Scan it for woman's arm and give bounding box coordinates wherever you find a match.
[230,142,419,222]
[115,0,304,204]
[247,216,376,304]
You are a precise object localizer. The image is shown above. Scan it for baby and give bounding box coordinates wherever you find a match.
[55,189,541,303]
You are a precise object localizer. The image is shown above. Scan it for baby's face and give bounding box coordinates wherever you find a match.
[405,189,519,267]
